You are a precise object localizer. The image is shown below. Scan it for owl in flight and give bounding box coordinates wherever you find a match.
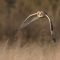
[16,11,56,42]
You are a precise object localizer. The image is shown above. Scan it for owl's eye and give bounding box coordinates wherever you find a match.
[40,12,43,15]
[40,12,44,17]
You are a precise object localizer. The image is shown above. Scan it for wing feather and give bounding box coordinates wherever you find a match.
[19,13,39,29]
[45,14,56,42]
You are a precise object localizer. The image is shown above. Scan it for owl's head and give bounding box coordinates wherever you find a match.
[37,11,47,18]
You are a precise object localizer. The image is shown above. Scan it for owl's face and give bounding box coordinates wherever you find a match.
[37,11,45,18]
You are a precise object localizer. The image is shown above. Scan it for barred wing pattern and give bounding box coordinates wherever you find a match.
[19,13,39,29]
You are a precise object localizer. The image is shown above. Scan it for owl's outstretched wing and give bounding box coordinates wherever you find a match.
[8,13,39,40]
[19,13,39,29]
[45,14,56,42]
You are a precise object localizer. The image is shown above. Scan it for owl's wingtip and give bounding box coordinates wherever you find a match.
[53,39,56,43]
[52,36,56,43]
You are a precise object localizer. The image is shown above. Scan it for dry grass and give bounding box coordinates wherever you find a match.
[0,37,60,60]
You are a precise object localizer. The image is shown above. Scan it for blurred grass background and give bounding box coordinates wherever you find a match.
[0,0,60,44]
[0,0,60,60]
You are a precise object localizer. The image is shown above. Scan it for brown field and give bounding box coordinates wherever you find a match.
[0,0,60,60]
